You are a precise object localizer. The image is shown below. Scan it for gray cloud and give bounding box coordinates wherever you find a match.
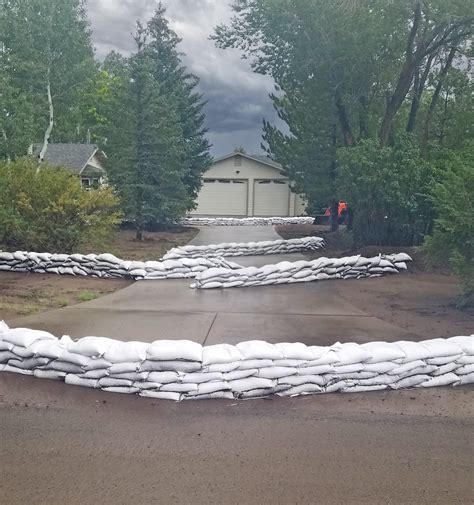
[87,0,283,157]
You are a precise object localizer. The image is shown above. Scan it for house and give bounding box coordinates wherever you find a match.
[33,143,107,188]
[191,152,306,217]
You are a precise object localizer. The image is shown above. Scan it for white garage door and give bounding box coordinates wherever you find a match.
[253,179,290,216]
[193,179,248,216]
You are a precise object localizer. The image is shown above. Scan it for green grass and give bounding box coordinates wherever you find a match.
[76,290,100,303]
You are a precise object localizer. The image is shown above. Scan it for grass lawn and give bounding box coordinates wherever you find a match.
[0,227,198,320]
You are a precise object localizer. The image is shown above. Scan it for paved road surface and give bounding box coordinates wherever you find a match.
[1,225,473,504]
[9,226,415,343]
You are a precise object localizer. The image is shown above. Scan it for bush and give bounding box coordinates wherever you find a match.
[423,154,474,308]
[0,157,122,253]
[337,137,436,246]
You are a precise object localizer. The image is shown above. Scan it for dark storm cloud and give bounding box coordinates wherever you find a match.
[87,0,284,156]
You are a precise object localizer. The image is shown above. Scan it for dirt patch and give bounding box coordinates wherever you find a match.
[81,226,199,261]
[276,224,473,336]
[0,272,131,320]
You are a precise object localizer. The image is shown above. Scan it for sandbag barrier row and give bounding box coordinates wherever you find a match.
[191,253,412,289]
[0,251,240,280]
[163,236,325,260]
[0,322,472,401]
[181,217,315,226]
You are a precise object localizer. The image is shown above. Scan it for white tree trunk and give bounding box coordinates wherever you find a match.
[38,75,54,169]
[1,128,10,163]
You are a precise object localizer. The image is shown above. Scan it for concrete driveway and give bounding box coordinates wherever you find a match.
[2,225,473,505]
[9,226,415,343]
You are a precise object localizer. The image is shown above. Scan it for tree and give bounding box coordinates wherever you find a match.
[423,148,474,307]
[0,157,121,252]
[102,5,212,239]
[0,0,97,161]
[103,24,194,240]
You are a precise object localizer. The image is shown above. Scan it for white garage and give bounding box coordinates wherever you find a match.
[191,152,306,217]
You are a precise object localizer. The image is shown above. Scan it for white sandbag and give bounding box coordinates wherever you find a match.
[34,369,66,380]
[147,340,202,362]
[8,357,50,370]
[0,351,16,363]
[56,350,91,367]
[228,377,274,392]
[257,366,297,379]
[237,359,274,370]
[139,390,181,401]
[98,377,133,387]
[181,372,223,383]
[1,364,33,375]
[81,369,109,379]
[30,336,71,360]
[134,381,162,390]
[343,384,388,393]
[83,358,112,371]
[48,361,84,374]
[297,364,335,375]
[140,360,201,373]
[333,363,365,374]
[421,338,463,358]
[274,342,315,361]
[147,371,180,383]
[446,336,474,354]
[456,355,474,365]
[364,361,398,373]
[391,374,431,389]
[278,383,323,396]
[455,364,474,375]
[103,341,148,363]
[108,362,140,374]
[187,391,234,400]
[10,345,35,358]
[240,388,275,399]
[101,386,139,394]
[0,320,10,335]
[458,373,474,385]
[196,381,231,395]
[419,372,459,388]
[432,362,459,376]
[426,355,462,365]
[1,328,56,348]
[68,336,116,358]
[202,344,241,365]
[278,375,326,387]
[109,371,148,381]
[236,341,283,360]
[360,341,406,363]
[332,343,372,365]
[388,360,427,376]
[222,369,258,381]
[65,374,98,388]
[160,382,198,393]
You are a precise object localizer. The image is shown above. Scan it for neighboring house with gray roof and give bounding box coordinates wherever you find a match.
[32,143,107,189]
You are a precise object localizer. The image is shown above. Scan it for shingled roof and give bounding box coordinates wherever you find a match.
[33,143,100,175]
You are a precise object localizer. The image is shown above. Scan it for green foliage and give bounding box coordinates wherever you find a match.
[337,137,436,246]
[0,158,122,253]
[102,6,211,236]
[423,150,474,307]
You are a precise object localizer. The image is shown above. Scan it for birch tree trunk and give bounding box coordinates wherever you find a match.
[38,69,54,169]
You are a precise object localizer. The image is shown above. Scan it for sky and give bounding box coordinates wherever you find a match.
[87,0,283,157]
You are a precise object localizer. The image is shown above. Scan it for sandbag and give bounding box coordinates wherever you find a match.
[147,340,202,362]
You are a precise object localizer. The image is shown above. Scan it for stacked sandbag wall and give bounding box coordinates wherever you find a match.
[163,236,325,260]
[191,253,412,289]
[1,323,472,401]
[181,217,315,226]
[0,251,240,280]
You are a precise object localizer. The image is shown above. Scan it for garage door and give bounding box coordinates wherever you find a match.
[193,179,248,216]
[253,179,290,216]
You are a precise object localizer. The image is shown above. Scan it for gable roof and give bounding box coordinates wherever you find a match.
[33,143,101,175]
[213,152,283,171]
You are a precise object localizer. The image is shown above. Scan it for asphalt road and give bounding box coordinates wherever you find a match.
[1,225,473,504]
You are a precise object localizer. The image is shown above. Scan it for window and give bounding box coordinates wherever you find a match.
[234,156,242,167]
[218,179,231,183]
[81,178,91,188]
[203,179,216,183]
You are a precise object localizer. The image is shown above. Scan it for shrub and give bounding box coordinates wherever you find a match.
[0,157,122,253]
[337,137,436,246]
[423,153,474,308]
